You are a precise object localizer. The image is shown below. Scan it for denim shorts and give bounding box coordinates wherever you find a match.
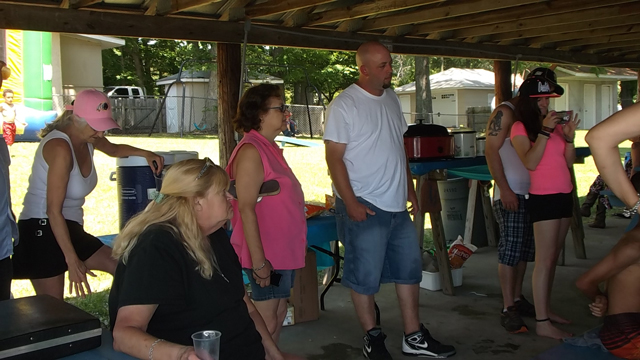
[243,269,295,301]
[335,197,422,295]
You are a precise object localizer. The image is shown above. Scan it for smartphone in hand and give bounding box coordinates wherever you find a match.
[555,110,573,124]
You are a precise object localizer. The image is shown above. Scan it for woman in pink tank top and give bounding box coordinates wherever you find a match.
[226,84,307,345]
[511,76,580,340]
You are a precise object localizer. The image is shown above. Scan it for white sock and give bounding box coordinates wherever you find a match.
[514,297,521,302]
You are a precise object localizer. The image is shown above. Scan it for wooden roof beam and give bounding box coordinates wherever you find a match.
[585,40,640,53]
[305,0,439,27]
[555,31,640,50]
[156,0,221,15]
[218,0,252,21]
[244,0,334,19]
[410,0,626,36]
[445,2,640,40]
[2,2,640,67]
[69,0,101,8]
[523,16,640,46]
[144,0,159,15]
[281,8,311,27]
[359,0,542,32]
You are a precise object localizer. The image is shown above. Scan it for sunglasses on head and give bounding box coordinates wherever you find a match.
[195,157,216,181]
[268,104,289,113]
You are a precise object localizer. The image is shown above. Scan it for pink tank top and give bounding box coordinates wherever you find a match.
[226,130,307,270]
[510,121,573,195]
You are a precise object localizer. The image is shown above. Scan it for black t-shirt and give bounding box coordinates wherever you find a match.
[109,226,265,359]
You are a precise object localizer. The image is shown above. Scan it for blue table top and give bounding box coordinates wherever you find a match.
[410,157,487,176]
[61,331,135,360]
[410,147,590,177]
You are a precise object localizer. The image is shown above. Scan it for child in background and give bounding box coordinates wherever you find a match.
[1,89,26,146]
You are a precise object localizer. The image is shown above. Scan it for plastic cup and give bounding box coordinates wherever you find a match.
[191,330,221,360]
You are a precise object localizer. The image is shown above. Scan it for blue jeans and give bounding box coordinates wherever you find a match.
[335,197,422,295]
[243,269,295,301]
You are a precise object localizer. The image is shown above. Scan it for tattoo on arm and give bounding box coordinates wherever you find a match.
[487,110,503,136]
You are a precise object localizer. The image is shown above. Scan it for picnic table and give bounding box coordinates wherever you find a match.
[411,147,590,295]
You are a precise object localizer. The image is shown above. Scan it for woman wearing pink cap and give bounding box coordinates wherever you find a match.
[12,89,164,299]
[511,77,580,340]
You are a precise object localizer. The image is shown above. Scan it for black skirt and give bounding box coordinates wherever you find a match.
[525,192,573,223]
[13,218,105,279]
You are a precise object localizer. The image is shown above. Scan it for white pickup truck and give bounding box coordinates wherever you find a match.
[104,86,146,99]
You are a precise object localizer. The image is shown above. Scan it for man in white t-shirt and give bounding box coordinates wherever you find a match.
[324,41,455,359]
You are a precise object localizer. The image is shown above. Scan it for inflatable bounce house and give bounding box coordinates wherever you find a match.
[3,30,58,142]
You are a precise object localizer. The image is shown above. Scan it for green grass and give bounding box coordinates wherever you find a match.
[7,130,624,322]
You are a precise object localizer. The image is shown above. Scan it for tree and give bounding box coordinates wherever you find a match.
[243,46,358,105]
[102,39,215,95]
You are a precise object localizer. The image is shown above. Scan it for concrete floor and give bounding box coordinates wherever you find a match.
[279,216,629,360]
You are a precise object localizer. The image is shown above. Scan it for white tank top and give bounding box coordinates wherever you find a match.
[494,101,531,199]
[20,130,97,224]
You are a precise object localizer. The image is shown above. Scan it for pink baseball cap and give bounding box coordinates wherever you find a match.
[65,89,120,131]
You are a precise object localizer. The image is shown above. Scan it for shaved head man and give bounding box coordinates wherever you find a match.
[355,41,393,94]
[323,42,456,359]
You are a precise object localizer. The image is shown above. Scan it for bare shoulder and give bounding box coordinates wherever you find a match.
[42,138,73,171]
[42,138,72,157]
[236,142,260,161]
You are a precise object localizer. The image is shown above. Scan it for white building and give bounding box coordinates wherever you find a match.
[550,66,637,130]
[156,70,284,133]
[395,68,523,128]
[395,66,637,130]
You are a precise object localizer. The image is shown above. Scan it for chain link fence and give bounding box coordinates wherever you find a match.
[53,94,218,135]
[52,94,324,137]
[288,104,325,137]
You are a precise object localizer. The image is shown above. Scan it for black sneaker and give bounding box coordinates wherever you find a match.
[402,324,456,358]
[515,296,536,318]
[500,306,528,334]
[363,328,393,360]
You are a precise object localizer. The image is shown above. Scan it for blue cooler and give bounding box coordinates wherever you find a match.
[113,156,157,230]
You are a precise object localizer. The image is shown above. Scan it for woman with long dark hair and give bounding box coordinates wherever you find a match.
[511,77,580,339]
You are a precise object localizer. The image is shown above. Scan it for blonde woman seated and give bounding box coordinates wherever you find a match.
[109,159,303,360]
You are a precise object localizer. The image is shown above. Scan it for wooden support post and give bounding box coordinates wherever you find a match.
[427,170,454,296]
[570,165,587,259]
[494,60,512,107]
[217,42,241,169]
[480,182,498,247]
[413,175,427,250]
[463,180,478,244]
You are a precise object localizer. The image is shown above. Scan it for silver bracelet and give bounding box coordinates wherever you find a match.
[630,195,640,216]
[253,260,268,272]
[149,338,164,360]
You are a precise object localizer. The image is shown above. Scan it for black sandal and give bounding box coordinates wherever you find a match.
[536,318,551,322]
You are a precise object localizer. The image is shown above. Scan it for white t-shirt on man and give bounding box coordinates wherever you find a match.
[323,84,408,212]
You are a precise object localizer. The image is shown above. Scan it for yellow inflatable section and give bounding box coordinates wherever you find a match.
[4,29,23,104]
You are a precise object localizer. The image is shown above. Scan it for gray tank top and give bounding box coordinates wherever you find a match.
[494,101,530,199]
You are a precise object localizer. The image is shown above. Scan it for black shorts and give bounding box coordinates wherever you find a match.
[12,218,105,279]
[525,193,573,223]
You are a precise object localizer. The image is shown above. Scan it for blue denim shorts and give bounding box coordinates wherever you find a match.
[243,269,295,301]
[335,197,422,295]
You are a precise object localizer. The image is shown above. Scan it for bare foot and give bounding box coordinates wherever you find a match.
[536,321,572,340]
[549,312,571,324]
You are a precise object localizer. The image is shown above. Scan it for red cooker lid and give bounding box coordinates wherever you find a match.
[404,123,450,137]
